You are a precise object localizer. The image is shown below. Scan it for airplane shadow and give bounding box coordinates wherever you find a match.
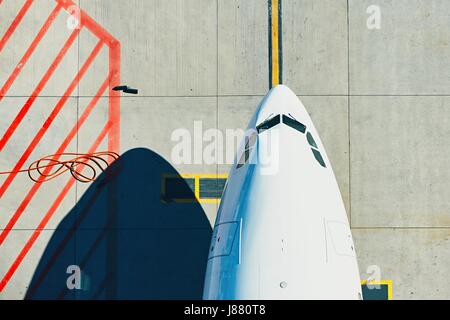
[25,147,212,300]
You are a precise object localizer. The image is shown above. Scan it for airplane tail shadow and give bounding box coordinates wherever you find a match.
[25,147,212,300]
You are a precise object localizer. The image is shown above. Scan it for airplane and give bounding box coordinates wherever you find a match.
[203,85,362,300]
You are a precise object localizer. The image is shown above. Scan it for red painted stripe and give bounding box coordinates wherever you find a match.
[55,0,116,45]
[0,76,109,244]
[20,42,120,300]
[0,28,80,148]
[108,42,121,153]
[0,4,61,100]
[0,0,120,294]
[0,40,104,198]
[0,122,111,292]
[0,0,34,53]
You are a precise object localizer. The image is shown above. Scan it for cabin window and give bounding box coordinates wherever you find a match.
[306,132,317,148]
[311,148,326,168]
[282,114,306,133]
[236,131,257,169]
[256,114,281,133]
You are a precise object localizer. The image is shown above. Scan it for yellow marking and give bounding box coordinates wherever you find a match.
[271,0,280,86]
[198,198,221,204]
[163,173,229,179]
[182,173,229,179]
[161,173,229,204]
[194,176,200,199]
[361,279,393,300]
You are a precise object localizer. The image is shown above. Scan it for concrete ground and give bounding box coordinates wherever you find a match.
[1,0,450,299]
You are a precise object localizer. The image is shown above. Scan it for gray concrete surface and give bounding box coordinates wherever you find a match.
[283,0,348,95]
[1,0,450,299]
[351,96,450,228]
[80,0,218,96]
[353,228,450,299]
[349,0,450,95]
[218,0,268,95]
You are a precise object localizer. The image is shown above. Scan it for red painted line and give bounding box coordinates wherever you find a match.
[0,28,80,148]
[0,0,34,53]
[0,40,104,197]
[55,0,116,46]
[0,0,120,294]
[0,122,111,292]
[0,4,62,100]
[0,76,109,244]
[19,46,120,300]
[108,42,121,153]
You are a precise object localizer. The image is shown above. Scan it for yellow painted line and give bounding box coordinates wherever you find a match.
[271,0,280,87]
[194,176,200,199]
[361,279,393,300]
[182,173,229,179]
[162,173,229,179]
[164,198,221,204]
[198,198,221,204]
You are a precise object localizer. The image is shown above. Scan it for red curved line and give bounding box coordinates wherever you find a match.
[0,0,121,294]
[0,76,109,244]
[0,122,111,292]
[0,40,104,198]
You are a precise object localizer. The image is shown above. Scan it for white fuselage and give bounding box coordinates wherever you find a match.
[203,85,362,300]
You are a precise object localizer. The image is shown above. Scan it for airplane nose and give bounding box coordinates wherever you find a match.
[257,85,307,122]
[270,84,296,95]
[267,85,297,101]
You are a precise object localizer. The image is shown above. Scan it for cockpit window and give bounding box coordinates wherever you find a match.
[236,131,257,169]
[256,114,281,133]
[282,114,306,133]
[311,148,326,168]
[251,113,326,169]
[306,132,317,148]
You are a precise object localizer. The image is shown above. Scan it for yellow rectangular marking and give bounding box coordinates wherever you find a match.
[361,279,393,300]
[161,173,229,204]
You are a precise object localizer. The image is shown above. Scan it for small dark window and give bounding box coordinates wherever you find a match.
[282,115,306,133]
[306,132,317,148]
[311,148,326,168]
[256,114,281,133]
